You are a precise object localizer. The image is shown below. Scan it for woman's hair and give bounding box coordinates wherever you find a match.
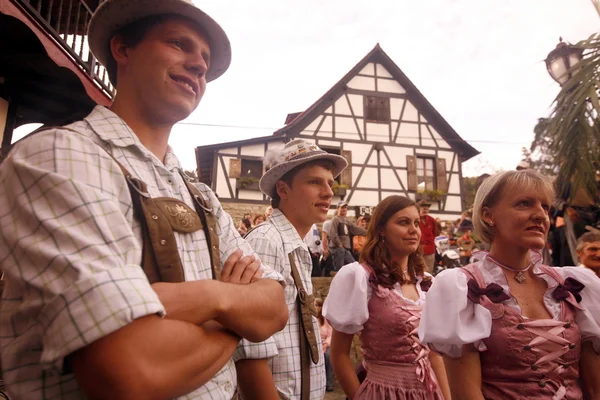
[472,170,554,244]
[360,195,426,288]
[314,298,324,324]
[253,214,266,225]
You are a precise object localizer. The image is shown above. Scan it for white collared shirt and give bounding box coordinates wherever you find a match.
[237,209,326,400]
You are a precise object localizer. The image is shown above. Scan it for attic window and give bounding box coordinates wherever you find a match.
[364,96,390,123]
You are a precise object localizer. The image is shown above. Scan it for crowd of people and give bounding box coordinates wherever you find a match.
[2,1,600,400]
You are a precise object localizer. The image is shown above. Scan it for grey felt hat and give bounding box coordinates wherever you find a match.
[259,139,348,198]
[88,0,231,82]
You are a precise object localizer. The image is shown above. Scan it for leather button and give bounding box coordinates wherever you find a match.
[569,343,576,349]
[538,380,546,388]
[152,215,159,220]
[524,345,532,351]
[517,323,525,330]
[160,239,167,245]
[531,364,538,371]
[564,322,571,328]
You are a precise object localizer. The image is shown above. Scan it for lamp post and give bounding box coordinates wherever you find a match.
[544,37,584,86]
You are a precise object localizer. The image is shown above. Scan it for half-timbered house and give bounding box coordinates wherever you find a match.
[195,44,479,220]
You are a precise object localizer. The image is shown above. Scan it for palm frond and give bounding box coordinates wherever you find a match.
[592,0,600,18]
[546,33,600,201]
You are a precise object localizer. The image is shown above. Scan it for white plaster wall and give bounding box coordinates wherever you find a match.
[429,126,451,149]
[397,169,408,188]
[216,156,234,199]
[334,96,352,116]
[359,63,375,76]
[316,115,333,137]
[377,79,406,94]
[348,94,364,117]
[356,167,378,189]
[416,148,436,155]
[396,123,419,146]
[380,168,402,190]
[218,147,238,156]
[390,98,404,119]
[383,146,413,168]
[403,101,419,122]
[303,116,323,136]
[448,173,461,195]
[347,76,376,91]
[376,64,393,78]
[420,124,437,148]
[238,190,264,201]
[366,122,389,143]
[351,166,363,187]
[350,190,379,206]
[342,142,371,165]
[317,139,341,148]
[438,151,455,168]
[365,150,378,166]
[240,144,266,157]
[445,195,463,212]
[335,116,360,141]
[267,140,285,149]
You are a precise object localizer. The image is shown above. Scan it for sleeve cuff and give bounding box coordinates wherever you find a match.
[233,337,279,362]
[40,266,165,371]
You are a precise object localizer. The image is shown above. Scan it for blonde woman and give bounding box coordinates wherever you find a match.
[420,170,600,399]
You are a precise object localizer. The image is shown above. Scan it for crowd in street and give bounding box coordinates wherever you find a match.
[2,1,600,400]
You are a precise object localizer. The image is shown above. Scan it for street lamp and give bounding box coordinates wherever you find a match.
[545,37,584,86]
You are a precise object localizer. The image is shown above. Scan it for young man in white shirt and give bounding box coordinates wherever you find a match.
[235,139,347,400]
[0,1,287,398]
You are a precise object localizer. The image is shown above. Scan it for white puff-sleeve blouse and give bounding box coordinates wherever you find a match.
[418,255,600,358]
[323,262,430,335]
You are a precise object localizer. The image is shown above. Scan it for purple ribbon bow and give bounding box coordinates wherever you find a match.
[553,277,585,303]
[467,279,510,304]
[420,279,433,292]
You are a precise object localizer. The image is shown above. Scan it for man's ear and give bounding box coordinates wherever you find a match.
[275,180,289,199]
[109,35,130,68]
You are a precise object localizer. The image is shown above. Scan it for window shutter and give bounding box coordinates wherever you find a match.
[229,158,241,178]
[340,150,353,186]
[407,155,417,191]
[436,158,448,192]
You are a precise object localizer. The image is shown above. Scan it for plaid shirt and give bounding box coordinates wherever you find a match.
[239,209,326,400]
[0,106,281,400]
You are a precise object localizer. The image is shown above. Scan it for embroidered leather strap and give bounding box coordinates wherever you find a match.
[288,253,319,400]
[181,175,221,280]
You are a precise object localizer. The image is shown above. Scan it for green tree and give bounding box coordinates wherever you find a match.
[522,118,556,176]
[546,30,600,200]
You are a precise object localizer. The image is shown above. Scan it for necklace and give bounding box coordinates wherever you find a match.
[486,255,533,284]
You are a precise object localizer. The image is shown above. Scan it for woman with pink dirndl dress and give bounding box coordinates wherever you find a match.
[420,170,600,399]
[324,195,450,399]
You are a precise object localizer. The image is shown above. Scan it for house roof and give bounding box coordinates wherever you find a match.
[272,43,479,161]
[197,44,479,161]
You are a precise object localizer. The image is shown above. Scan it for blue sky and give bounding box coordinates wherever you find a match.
[14,0,597,176]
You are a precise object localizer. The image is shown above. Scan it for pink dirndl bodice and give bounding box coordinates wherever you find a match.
[355,265,443,400]
[462,263,583,400]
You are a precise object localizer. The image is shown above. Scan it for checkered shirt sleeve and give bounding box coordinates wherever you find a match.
[0,129,165,377]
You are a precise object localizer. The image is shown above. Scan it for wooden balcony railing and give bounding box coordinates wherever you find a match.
[15,0,115,98]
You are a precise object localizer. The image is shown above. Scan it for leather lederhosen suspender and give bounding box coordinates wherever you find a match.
[114,161,221,282]
[3,126,221,283]
[288,254,320,400]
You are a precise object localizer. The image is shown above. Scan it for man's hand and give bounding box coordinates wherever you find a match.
[220,250,262,284]
[323,249,329,258]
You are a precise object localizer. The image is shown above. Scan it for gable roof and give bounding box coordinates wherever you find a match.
[272,43,479,161]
